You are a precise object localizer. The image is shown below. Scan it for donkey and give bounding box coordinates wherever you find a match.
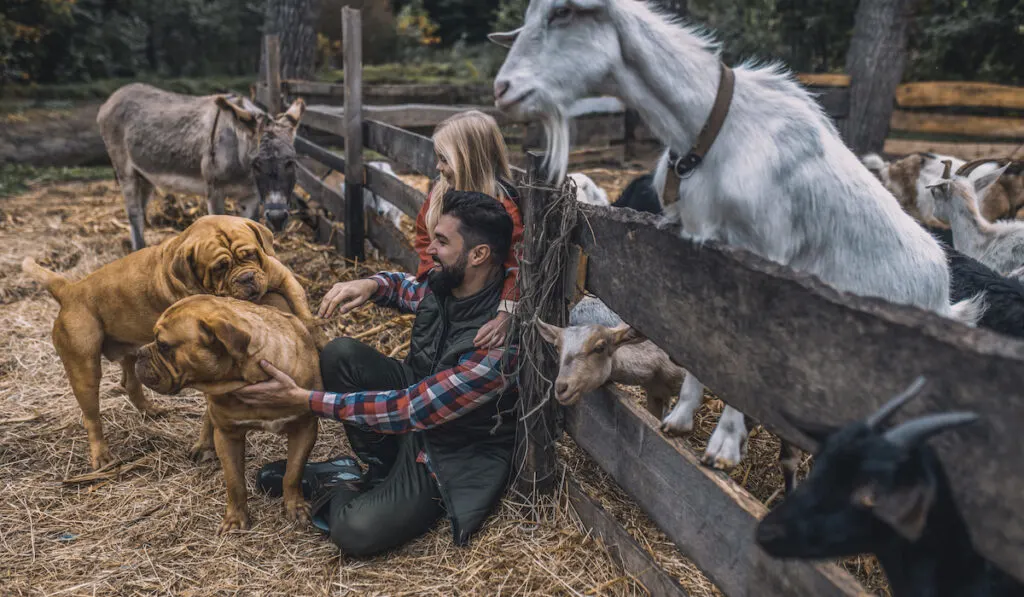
[97,83,306,250]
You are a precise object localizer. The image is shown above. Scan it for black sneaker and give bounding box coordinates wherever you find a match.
[256,454,365,500]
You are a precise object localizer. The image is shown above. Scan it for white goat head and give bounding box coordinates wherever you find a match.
[490,0,622,183]
[927,161,1008,223]
[535,317,644,405]
[568,172,610,206]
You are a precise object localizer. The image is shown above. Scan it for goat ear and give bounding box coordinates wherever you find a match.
[864,479,936,542]
[215,95,257,126]
[611,324,646,346]
[535,319,564,346]
[487,27,522,48]
[972,164,1009,197]
[779,408,837,446]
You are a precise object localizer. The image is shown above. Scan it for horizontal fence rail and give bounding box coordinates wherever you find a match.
[566,386,869,597]
[571,204,1024,582]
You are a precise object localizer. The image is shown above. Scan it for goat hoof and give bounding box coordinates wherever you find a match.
[659,421,692,437]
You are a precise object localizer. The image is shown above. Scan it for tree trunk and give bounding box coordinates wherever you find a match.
[261,0,320,82]
[841,0,919,155]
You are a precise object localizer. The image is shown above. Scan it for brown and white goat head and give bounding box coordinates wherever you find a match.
[535,318,644,406]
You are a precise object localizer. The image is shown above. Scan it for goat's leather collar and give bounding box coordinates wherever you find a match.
[661,62,735,206]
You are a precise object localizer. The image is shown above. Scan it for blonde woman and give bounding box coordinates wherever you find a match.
[414,110,524,349]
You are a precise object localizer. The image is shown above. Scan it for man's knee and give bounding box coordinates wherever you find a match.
[320,337,365,371]
[329,511,390,558]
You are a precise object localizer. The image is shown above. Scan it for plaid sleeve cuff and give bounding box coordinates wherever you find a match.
[309,390,340,419]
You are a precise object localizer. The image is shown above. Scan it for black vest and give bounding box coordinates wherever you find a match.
[405,270,519,546]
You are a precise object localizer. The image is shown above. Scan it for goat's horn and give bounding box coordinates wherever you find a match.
[865,376,927,429]
[941,160,953,179]
[882,411,980,448]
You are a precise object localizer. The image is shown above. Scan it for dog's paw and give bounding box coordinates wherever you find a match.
[659,413,694,437]
[90,445,114,471]
[188,442,217,464]
[217,510,251,535]
[138,403,168,418]
[284,499,311,524]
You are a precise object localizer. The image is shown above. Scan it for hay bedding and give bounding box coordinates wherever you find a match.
[0,176,887,596]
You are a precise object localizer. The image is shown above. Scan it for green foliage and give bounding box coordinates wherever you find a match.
[0,164,113,198]
[909,0,1023,84]
[1,0,263,87]
[2,74,255,102]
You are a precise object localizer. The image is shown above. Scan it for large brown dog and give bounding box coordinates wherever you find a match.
[135,295,321,534]
[21,214,316,470]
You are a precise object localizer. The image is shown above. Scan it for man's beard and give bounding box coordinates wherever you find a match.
[429,252,468,296]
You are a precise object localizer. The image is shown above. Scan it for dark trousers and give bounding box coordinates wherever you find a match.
[318,337,445,557]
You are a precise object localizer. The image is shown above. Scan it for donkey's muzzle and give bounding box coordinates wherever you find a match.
[264,205,289,231]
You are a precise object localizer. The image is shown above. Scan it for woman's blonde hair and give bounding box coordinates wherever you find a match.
[426,110,514,238]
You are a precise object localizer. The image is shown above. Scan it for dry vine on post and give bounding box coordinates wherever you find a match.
[504,152,582,503]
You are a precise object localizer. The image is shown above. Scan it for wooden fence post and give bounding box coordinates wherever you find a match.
[264,35,282,115]
[512,152,569,497]
[342,7,365,261]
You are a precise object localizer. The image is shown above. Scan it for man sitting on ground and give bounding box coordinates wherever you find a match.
[235,189,520,556]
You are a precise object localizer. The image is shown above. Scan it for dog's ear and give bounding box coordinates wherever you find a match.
[245,220,276,257]
[171,241,199,287]
[200,316,251,363]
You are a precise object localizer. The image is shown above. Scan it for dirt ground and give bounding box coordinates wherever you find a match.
[0,173,889,596]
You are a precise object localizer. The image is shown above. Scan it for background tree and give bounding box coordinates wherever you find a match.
[260,0,320,81]
[842,0,920,154]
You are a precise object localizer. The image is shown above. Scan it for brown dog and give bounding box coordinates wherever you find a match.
[22,214,316,470]
[135,294,321,534]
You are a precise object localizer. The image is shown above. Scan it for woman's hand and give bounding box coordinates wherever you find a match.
[318,279,378,318]
[233,360,310,414]
[474,311,512,350]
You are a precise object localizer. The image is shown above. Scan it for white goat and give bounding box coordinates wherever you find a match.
[536,295,751,471]
[339,161,407,230]
[568,172,611,206]
[490,0,984,327]
[929,163,1020,274]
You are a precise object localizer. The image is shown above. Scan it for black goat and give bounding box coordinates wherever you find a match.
[944,243,1024,339]
[613,173,663,215]
[755,377,1023,597]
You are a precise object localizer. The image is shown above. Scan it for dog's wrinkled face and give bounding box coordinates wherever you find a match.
[172,216,276,301]
[135,296,251,395]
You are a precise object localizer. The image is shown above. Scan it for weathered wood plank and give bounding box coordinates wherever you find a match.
[565,478,690,597]
[296,162,343,217]
[363,164,425,220]
[890,110,1024,140]
[573,205,1024,581]
[296,160,417,270]
[283,80,493,105]
[565,386,868,597]
[342,7,364,261]
[896,81,1024,110]
[363,119,438,179]
[301,107,347,138]
[264,35,282,115]
[883,138,1023,161]
[796,73,851,87]
[364,212,418,273]
[296,104,506,129]
[294,136,345,173]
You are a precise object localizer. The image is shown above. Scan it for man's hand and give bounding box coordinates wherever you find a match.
[474,310,512,350]
[318,279,378,318]
[234,360,310,415]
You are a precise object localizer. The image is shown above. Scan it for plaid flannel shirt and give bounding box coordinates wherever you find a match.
[308,271,517,435]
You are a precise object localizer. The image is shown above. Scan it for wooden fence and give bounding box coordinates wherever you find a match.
[257,13,1024,595]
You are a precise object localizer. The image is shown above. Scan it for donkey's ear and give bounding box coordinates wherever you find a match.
[488,27,522,48]
[215,95,257,126]
[278,98,306,128]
